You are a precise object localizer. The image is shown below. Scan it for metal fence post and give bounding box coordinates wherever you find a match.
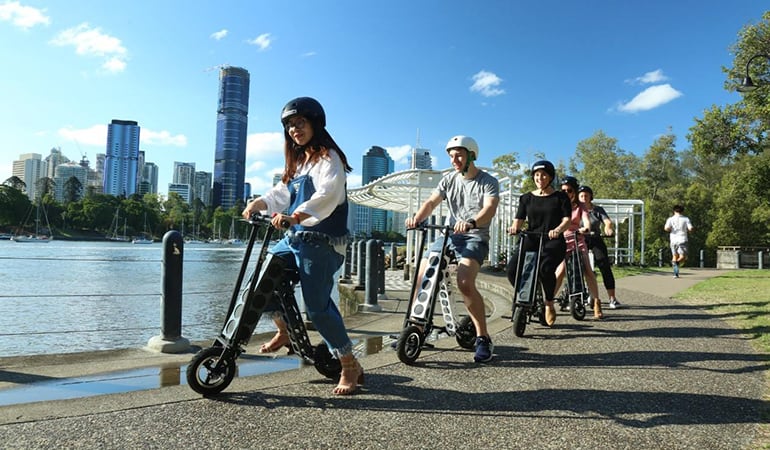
[147,230,190,353]
[699,249,704,268]
[759,251,764,270]
[390,242,398,270]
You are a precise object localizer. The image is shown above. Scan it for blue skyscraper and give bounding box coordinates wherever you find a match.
[103,119,140,197]
[356,146,394,234]
[212,66,250,210]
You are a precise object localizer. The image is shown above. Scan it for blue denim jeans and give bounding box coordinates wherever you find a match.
[270,233,352,358]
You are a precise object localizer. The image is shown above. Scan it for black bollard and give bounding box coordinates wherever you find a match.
[376,240,385,297]
[340,242,352,284]
[356,239,366,290]
[147,230,190,353]
[390,242,397,270]
[362,239,382,311]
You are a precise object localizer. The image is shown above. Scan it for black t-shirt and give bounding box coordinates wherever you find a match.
[515,191,571,234]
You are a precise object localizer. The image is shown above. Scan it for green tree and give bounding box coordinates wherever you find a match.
[570,130,636,199]
[35,177,56,203]
[62,176,83,204]
[3,176,26,191]
[0,185,30,228]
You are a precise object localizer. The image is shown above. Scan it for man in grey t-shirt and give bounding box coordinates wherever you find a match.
[405,135,499,363]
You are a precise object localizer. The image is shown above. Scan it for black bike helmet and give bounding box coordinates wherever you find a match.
[281,97,326,128]
[530,160,555,180]
[578,185,594,199]
[560,176,579,191]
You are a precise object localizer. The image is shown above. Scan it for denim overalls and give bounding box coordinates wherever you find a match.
[269,174,351,357]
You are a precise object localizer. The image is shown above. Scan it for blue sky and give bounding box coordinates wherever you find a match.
[0,1,765,196]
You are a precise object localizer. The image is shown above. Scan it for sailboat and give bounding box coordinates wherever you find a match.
[13,200,53,243]
[185,215,205,245]
[226,216,243,245]
[208,219,224,244]
[132,213,153,244]
[107,207,130,242]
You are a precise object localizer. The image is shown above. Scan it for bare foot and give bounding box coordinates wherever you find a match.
[333,357,364,395]
[258,332,290,353]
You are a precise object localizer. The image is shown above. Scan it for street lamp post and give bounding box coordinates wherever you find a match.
[737,53,770,92]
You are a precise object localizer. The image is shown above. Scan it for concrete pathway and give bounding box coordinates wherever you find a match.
[0,268,766,449]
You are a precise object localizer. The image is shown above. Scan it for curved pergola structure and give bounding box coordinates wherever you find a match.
[348,167,646,270]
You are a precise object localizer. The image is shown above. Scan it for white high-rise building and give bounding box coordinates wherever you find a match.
[12,153,44,200]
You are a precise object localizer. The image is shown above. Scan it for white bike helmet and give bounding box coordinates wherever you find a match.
[445,135,479,161]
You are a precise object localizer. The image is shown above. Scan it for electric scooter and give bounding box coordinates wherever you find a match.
[186,214,340,396]
[395,223,477,365]
[510,231,548,337]
[556,232,589,321]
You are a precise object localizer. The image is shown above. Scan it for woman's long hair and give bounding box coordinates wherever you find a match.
[281,120,353,184]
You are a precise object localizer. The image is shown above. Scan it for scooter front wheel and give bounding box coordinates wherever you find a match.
[454,316,477,349]
[512,305,527,337]
[570,295,587,321]
[186,347,236,396]
[313,343,342,379]
[396,325,424,365]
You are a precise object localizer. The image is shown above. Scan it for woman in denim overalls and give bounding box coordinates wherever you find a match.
[242,97,361,395]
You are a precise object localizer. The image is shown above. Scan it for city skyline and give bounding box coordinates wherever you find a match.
[1,2,765,199]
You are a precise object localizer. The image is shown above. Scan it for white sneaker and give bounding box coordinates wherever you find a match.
[609,299,621,309]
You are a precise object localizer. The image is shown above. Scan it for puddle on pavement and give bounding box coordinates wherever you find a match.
[0,335,396,406]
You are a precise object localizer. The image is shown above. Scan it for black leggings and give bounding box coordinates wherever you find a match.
[586,236,615,290]
[506,236,566,301]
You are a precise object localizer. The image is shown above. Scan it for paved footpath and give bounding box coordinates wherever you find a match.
[0,268,768,449]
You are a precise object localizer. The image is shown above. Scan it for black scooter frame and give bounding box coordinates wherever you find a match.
[395,223,477,365]
[186,214,340,396]
[511,231,548,337]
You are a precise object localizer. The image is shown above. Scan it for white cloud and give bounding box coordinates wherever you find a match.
[247,33,272,51]
[301,51,317,57]
[246,131,284,159]
[470,70,505,97]
[244,132,285,194]
[102,56,126,73]
[49,23,128,73]
[347,173,362,188]
[57,125,187,147]
[627,69,669,85]
[210,29,228,40]
[384,145,411,166]
[616,84,683,113]
[0,1,50,29]
[141,129,188,147]
[58,124,107,146]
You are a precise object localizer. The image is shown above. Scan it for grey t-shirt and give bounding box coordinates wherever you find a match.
[435,169,499,242]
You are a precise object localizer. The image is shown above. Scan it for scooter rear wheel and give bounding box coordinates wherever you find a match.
[186,346,236,396]
[313,343,342,379]
[396,325,424,365]
[454,316,477,349]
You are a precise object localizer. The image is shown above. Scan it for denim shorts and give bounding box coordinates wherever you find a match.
[427,233,489,265]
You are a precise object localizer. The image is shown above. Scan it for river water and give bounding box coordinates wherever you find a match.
[0,239,289,357]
